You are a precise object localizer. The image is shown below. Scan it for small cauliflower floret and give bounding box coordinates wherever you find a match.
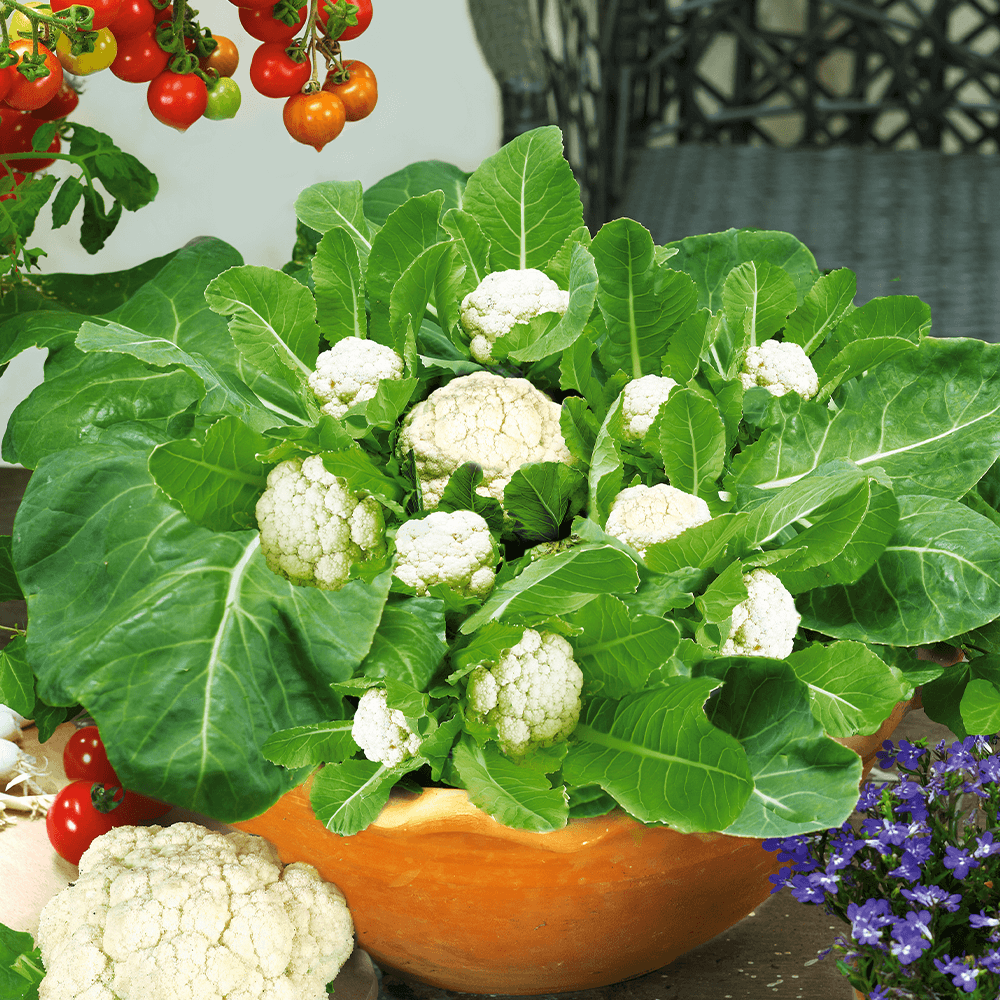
[605,483,712,558]
[621,374,678,442]
[466,629,583,758]
[397,371,574,509]
[256,454,385,591]
[721,568,801,659]
[307,337,405,419]
[739,340,819,399]
[35,822,354,1000]
[459,268,570,364]
[393,509,498,599]
[351,688,422,767]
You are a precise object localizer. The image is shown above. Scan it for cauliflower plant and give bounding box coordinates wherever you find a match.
[397,371,574,509]
[35,822,354,1000]
[466,629,583,758]
[605,483,712,558]
[720,568,801,659]
[256,454,385,590]
[307,337,405,419]
[739,340,819,399]
[393,509,498,599]
[351,688,422,767]
[621,374,678,442]
[459,268,570,363]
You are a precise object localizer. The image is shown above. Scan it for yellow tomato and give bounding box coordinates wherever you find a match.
[7,3,52,44]
[55,26,117,75]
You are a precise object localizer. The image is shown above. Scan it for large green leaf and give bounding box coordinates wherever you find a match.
[363,159,469,226]
[653,387,727,498]
[310,758,419,836]
[148,415,272,532]
[591,217,697,378]
[205,265,320,387]
[261,721,356,768]
[721,260,797,354]
[563,679,754,831]
[0,919,44,1000]
[664,228,819,313]
[13,431,391,821]
[461,126,584,271]
[800,495,1000,645]
[294,179,373,265]
[312,228,366,345]
[460,544,639,633]
[4,352,201,469]
[450,734,569,832]
[0,536,18,602]
[360,599,448,690]
[785,641,910,738]
[782,267,856,355]
[700,659,864,837]
[387,241,457,358]
[567,594,680,698]
[503,462,587,544]
[729,338,1000,501]
[0,634,34,719]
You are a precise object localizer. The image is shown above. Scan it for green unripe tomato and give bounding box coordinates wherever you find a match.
[203,77,241,120]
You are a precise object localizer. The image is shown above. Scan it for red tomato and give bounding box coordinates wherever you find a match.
[322,59,376,121]
[5,41,63,111]
[0,108,60,171]
[50,0,123,31]
[199,34,239,77]
[107,0,155,39]
[229,0,277,7]
[239,4,306,42]
[30,81,80,120]
[110,27,169,82]
[147,70,207,130]
[249,41,311,98]
[63,725,119,783]
[283,90,345,150]
[46,780,172,865]
[153,2,172,21]
[326,0,372,41]
[0,65,13,105]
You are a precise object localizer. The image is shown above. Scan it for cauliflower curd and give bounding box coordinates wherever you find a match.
[739,340,819,399]
[255,454,385,590]
[307,337,405,419]
[396,371,574,509]
[35,822,354,1000]
[621,374,678,442]
[351,688,422,767]
[459,268,570,364]
[721,568,801,659]
[605,483,712,558]
[467,629,583,758]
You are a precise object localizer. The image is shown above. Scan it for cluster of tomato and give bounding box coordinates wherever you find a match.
[235,0,377,150]
[49,725,172,865]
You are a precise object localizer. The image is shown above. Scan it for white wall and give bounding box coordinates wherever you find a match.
[0,0,502,466]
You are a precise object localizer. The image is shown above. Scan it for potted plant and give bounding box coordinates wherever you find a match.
[766,731,1000,999]
[4,125,1000,991]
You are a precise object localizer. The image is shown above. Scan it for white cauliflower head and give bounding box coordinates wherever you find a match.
[35,822,354,1000]
[256,453,385,591]
[621,374,678,442]
[466,629,583,758]
[720,568,801,659]
[739,340,819,399]
[605,483,712,558]
[393,509,498,599]
[396,371,574,509]
[459,268,570,363]
[307,337,405,419]
[351,687,422,767]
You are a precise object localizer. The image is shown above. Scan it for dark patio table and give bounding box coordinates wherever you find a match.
[616,143,1000,344]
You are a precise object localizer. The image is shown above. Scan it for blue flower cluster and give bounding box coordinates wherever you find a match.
[764,734,1000,999]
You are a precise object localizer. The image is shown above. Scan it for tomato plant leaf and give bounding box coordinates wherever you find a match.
[50,175,85,230]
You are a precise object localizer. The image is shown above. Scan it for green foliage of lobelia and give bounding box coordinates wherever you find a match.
[4,126,1000,838]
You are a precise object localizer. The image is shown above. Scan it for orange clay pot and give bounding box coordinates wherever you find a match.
[231,693,922,995]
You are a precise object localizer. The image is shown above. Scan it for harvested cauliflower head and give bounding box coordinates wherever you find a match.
[739,340,819,399]
[35,822,354,1000]
[605,483,712,558]
[459,268,570,364]
[393,509,498,599]
[621,374,678,442]
[467,629,583,758]
[351,687,422,767]
[256,454,385,591]
[307,337,405,419]
[721,568,801,659]
[397,371,574,509]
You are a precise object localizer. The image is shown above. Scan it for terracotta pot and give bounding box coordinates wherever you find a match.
[231,693,922,994]
[853,989,866,1000]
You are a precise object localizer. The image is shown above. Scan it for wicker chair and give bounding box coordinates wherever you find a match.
[467,0,1000,341]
